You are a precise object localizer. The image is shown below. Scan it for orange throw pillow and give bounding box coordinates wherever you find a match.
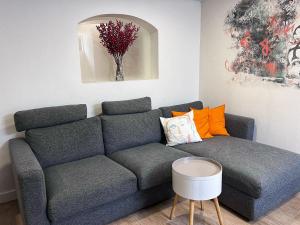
[171,111,186,117]
[208,105,229,136]
[172,108,213,139]
[191,108,214,139]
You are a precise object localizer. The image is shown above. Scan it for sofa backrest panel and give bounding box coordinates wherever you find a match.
[159,101,203,118]
[14,104,87,132]
[26,116,104,168]
[102,97,151,115]
[101,109,162,155]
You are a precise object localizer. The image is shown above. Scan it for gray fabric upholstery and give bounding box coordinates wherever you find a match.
[225,113,255,140]
[44,155,137,222]
[52,183,173,225]
[110,143,191,190]
[102,97,151,115]
[14,104,87,132]
[220,177,300,220]
[26,117,104,168]
[159,101,203,118]
[101,110,163,155]
[174,136,300,199]
[10,99,299,223]
[9,138,50,225]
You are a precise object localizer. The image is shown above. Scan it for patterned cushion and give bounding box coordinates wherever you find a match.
[160,111,202,146]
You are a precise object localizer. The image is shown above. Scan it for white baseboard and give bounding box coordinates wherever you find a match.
[0,189,16,203]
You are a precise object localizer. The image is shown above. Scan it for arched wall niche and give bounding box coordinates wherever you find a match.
[78,14,159,82]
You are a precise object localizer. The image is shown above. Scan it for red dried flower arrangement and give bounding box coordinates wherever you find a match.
[96,20,139,81]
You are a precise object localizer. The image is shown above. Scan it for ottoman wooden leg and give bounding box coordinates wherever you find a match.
[170,194,179,219]
[213,198,224,225]
[189,200,195,225]
[200,201,204,211]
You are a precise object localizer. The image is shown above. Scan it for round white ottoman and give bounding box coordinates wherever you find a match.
[169,157,224,225]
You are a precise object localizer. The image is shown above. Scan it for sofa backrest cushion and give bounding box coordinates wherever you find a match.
[159,101,203,118]
[102,97,151,115]
[101,109,163,155]
[26,116,104,168]
[14,104,87,132]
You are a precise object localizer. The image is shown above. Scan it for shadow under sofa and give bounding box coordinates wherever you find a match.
[9,97,300,225]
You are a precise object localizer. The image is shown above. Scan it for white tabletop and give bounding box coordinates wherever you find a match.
[172,157,222,180]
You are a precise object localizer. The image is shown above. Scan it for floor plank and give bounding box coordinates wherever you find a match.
[5,193,300,225]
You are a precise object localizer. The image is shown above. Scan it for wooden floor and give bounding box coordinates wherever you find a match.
[0,200,19,225]
[2,193,299,225]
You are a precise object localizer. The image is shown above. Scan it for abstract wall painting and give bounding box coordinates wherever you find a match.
[225,0,300,88]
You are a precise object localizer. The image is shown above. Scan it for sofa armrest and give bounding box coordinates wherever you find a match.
[9,138,50,225]
[225,113,255,140]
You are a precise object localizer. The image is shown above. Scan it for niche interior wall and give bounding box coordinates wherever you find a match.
[78,14,159,82]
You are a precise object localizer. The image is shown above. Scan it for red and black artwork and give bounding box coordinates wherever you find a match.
[225,0,300,87]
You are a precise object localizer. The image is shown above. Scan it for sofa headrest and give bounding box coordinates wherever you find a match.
[102,97,152,115]
[159,101,203,118]
[14,104,87,132]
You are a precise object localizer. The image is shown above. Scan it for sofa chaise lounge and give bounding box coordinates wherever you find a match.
[9,97,300,225]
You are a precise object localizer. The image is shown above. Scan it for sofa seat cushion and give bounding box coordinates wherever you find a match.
[174,136,300,199]
[44,155,137,222]
[109,143,191,190]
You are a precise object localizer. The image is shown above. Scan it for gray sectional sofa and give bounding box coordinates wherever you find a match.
[9,97,300,225]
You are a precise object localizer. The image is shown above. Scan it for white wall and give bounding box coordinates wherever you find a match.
[200,0,300,154]
[0,0,201,202]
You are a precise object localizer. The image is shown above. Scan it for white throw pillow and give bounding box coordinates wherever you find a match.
[160,111,202,146]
